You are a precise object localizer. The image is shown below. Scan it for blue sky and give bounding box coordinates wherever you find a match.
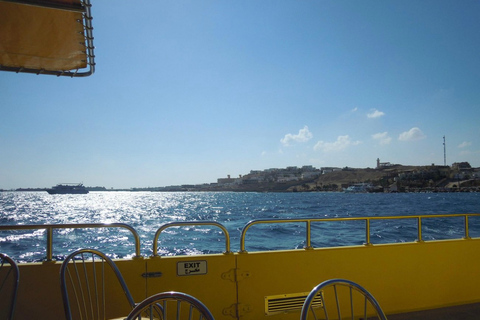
[1,0,480,189]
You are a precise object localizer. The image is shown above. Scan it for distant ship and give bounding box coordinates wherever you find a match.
[344,183,373,193]
[46,183,89,194]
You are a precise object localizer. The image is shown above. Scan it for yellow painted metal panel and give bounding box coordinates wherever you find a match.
[11,238,480,320]
[145,254,237,320]
[108,258,148,314]
[15,262,65,320]
[236,239,480,319]
[14,258,147,320]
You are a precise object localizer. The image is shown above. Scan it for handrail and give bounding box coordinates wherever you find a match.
[239,213,480,253]
[2,214,479,260]
[152,221,231,257]
[0,223,141,261]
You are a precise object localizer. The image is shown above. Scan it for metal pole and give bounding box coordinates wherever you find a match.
[365,219,371,245]
[464,216,471,239]
[46,227,53,262]
[417,217,423,242]
[443,136,446,166]
[305,221,312,249]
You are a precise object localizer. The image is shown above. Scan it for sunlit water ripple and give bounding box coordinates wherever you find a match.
[1,191,479,262]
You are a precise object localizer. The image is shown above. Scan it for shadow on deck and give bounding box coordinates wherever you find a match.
[387,303,480,320]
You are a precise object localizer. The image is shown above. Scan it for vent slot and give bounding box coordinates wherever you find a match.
[265,292,323,315]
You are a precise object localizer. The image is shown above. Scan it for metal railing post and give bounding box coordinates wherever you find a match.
[365,219,371,246]
[305,220,313,250]
[416,217,423,242]
[46,227,53,262]
[464,215,471,239]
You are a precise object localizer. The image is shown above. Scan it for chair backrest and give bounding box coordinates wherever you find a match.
[60,248,136,320]
[126,291,215,320]
[0,253,19,320]
[300,278,387,320]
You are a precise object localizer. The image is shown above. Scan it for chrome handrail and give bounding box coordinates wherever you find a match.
[239,213,480,253]
[0,223,141,261]
[152,221,231,257]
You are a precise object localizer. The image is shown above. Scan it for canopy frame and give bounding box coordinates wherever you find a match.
[0,0,95,77]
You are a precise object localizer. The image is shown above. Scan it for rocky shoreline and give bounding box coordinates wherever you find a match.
[158,164,480,193]
[7,163,479,193]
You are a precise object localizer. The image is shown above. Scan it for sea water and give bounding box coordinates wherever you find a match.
[1,191,479,262]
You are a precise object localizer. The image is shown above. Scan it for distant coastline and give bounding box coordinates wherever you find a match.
[4,161,479,193]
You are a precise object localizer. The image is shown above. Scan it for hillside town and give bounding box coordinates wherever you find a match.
[6,159,479,193]
[148,159,480,193]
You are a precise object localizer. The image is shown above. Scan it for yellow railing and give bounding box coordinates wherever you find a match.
[239,213,480,252]
[2,214,479,260]
[0,223,141,261]
[152,221,231,256]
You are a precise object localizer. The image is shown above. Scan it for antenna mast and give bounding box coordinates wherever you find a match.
[443,136,446,166]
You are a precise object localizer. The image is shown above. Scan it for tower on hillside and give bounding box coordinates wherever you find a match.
[443,136,446,166]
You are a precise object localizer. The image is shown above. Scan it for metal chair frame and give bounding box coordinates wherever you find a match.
[0,253,19,320]
[126,291,215,320]
[300,278,387,320]
[60,248,136,320]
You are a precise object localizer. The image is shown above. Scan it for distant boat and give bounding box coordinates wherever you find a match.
[344,183,372,193]
[46,183,89,194]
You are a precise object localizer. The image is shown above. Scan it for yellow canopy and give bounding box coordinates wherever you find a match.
[0,0,95,76]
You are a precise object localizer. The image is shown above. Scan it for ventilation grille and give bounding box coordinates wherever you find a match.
[265,292,323,315]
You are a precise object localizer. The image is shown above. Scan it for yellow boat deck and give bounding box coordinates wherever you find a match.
[388,303,480,320]
[3,214,480,319]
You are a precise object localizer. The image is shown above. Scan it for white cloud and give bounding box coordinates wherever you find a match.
[398,127,426,141]
[367,109,385,119]
[460,149,480,156]
[280,126,313,146]
[372,132,392,145]
[351,107,358,113]
[314,135,361,152]
[458,141,472,148]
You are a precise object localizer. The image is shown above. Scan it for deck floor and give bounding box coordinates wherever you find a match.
[386,303,480,320]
